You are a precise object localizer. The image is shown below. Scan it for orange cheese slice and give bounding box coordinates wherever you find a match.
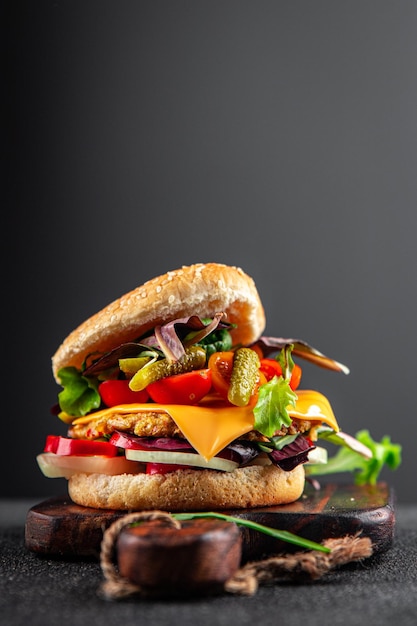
[288,390,340,432]
[72,389,339,460]
[165,403,254,460]
[73,399,254,460]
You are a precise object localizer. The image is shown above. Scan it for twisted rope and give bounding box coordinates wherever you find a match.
[99,510,181,600]
[98,511,373,600]
[225,533,373,595]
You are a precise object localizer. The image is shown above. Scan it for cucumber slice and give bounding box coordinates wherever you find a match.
[125,449,238,472]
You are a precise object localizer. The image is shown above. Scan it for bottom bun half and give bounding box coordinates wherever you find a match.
[68,464,305,511]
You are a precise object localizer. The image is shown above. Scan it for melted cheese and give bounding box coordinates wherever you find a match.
[288,390,339,432]
[72,389,339,460]
[73,399,254,460]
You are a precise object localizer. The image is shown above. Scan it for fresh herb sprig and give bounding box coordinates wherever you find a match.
[306,428,402,485]
[172,511,330,553]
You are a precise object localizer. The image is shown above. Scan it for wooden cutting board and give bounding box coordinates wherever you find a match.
[25,482,395,562]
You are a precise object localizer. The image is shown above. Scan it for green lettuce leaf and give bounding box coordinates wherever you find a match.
[277,342,296,379]
[253,375,297,438]
[196,326,233,359]
[253,344,298,438]
[57,366,101,417]
[306,429,402,485]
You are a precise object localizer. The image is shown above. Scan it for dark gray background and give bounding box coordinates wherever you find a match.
[4,1,416,503]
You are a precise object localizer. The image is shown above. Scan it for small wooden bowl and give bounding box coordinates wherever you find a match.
[116,518,242,596]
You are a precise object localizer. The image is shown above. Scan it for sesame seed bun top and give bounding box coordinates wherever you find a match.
[52,263,266,383]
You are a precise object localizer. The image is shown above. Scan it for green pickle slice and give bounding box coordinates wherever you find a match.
[228,348,260,406]
[119,356,151,376]
[128,346,207,391]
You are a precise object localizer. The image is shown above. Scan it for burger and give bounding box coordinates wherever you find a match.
[37,263,361,511]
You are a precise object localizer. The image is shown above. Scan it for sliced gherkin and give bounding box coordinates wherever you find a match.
[119,356,152,376]
[128,346,206,391]
[228,347,260,407]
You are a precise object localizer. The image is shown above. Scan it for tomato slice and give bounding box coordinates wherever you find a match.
[37,452,143,478]
[259,358,302,391]
[208,351,235,401]
[208,351,267,406]
[146,369,212,405]
[146,462,191,475]
[289,363,302,390]
[258,358,282,380]
[99,379,149,407]
[43,435,118,457]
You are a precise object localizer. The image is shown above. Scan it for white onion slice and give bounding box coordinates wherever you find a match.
[125,449,238,472]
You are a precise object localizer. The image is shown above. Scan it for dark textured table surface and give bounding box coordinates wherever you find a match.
[1,499,416,626]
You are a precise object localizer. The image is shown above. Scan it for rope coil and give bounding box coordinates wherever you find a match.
[225,533,373,595]
[99,510,181,600]
[98,511,373,600]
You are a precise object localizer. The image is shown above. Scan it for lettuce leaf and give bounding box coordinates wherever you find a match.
[254,336,350,374]
[305,429,402,485]
[253,345,298,438]
[195,326,233,358]
[82,343,158,377]
[268,435,315,471]
[253,375,297,438]
[151,313,229,362]
[57,367,101,417]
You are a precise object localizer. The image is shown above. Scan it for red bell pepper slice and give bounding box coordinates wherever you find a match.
[44,435,118,457]
[146,369,212,405]
[99,379,149,407]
